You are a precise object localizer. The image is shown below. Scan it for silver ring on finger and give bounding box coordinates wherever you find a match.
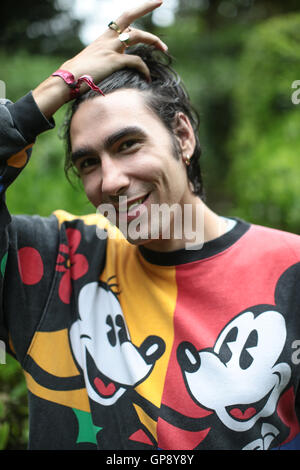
[119,32,131,47]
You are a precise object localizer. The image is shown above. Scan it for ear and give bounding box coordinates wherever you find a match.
[172,112,196,161]
[275,262,300,313]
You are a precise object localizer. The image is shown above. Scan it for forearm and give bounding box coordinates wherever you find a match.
[32,75,71,120]
[0,93,55,222]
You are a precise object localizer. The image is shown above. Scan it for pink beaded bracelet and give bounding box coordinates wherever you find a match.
[51,69,105,100]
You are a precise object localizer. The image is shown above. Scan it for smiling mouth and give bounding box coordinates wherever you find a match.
[225,387,274,421]
[115,193,150,214]
[86,348,121,399]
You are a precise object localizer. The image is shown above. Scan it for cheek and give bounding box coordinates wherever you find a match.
[82,175,102,207]
[163,160,186,193]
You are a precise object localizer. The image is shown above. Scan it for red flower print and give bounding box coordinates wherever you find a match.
[55,228,88,304]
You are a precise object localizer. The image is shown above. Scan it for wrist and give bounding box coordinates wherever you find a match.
[51,69,81,100]
[51,68,105,100]
[32,75,71,119]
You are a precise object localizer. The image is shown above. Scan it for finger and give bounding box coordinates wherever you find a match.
[119,54,151,82]
[120,28,168,52]
[115,0,163,31]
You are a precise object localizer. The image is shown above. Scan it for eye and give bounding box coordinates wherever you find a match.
[106,315,117,347]
[219,327,238,365]
[115,314,129,344]
[118,139,141,153]
[239,330,258,370]
[77,157,100,173]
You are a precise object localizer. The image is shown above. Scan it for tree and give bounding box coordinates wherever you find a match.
[0,0,83,56]
[227,13,300,232]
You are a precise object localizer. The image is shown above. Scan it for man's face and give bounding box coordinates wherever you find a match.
[70,89,194,246]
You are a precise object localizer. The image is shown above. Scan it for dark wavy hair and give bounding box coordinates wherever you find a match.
[61,44,205,199]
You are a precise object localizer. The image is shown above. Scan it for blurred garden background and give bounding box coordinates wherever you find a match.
[1,0,300,449]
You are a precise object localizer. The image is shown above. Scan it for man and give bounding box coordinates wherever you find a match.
[1,0,300,450]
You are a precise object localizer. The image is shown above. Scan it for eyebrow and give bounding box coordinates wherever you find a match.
[71,126,146,164]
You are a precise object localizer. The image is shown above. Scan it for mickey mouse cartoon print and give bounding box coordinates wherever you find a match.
[175,263,300,450]
[177,308,291,434]
[69,278,165,406]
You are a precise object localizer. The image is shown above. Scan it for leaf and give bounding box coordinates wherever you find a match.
[0,401,5,419]
[0,423,10,450]
[72,408,102,445]
[0,252,8,277]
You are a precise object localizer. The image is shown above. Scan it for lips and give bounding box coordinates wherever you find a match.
[226,387,274,421]
[114,193,150,214]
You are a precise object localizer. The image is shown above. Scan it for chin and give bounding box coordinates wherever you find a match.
[126,235,157,247]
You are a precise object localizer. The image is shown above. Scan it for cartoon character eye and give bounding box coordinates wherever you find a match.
[106,315,117,346]
[239,329,258,370]
[115,315,130,344]
[218,327,238,365]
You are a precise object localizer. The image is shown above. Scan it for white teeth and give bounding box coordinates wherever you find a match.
[116,197,145,213]
[116,195,148,213]
[128,203,139,211]
[128,198,144,211]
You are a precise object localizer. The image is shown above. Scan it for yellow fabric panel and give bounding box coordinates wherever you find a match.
[7,144,32,168]
[24,371,90,412]
[133,403,157,441]
[101,238,177,410]
[51,210,178,438]
[27,329,80,377]
[53,210,125,241]
[8,334,16,354]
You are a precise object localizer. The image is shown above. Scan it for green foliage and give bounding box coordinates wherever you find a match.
[0,50,94,218]
[227,13,300,232]
[0,0,83,56]
[154,17,250,211]
[0,356,29,449]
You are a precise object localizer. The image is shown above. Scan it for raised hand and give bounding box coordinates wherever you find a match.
[33,0,167,118]
[63,0,167,84]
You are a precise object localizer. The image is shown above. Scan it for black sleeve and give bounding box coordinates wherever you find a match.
[0,93,56,362]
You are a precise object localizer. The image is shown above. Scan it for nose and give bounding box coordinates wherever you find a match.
[139,336,165,365]
[101,156,130,197]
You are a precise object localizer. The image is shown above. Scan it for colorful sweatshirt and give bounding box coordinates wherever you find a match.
[0,93,300,450]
